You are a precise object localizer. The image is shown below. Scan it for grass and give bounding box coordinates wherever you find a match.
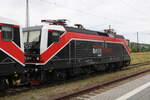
[131,52,150,64]
[1,52,150,100]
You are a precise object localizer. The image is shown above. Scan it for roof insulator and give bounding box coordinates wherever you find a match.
[41,19,67,26]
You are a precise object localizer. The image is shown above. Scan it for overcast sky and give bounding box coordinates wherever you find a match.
[1,0,150,43]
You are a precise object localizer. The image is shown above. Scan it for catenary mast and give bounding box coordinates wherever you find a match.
[26,0,30,27]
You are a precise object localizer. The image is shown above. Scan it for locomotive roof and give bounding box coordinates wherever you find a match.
[23,25,65,32]
[64,26,109,36]
[0,16,19,25]
[22,25,124,39]
[115,35,124,39]
[64,26,125,39]
[23,25,43,31]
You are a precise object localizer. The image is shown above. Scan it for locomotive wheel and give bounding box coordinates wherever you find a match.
[116,62,124,70]
[53,70,66,81]
[83,66,93,75]
[124,61,130,67]
[0,79,8,90]
[93,64,106,72]
[111,63,117,71]
[8,78,14,88]
[111,63,121,71]
[105,63,111,72]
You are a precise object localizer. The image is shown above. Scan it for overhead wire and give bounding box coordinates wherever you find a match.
[39,0,126,25]
[30,0,150,43]
[39,0,149,31]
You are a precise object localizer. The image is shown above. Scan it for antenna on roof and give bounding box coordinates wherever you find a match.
[41,19,67,26]
[104,25,116,34]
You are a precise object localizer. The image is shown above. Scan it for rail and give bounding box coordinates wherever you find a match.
[49,61,150,100]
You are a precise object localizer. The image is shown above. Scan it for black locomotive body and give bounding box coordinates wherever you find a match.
[44,27,130,70]
[23,20,131,84]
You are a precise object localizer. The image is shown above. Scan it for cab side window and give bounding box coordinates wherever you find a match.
[47,31,63,47]
[1,25,13,41]
[51,31,60,42]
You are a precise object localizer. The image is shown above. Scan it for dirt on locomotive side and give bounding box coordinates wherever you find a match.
[0,52,150,100]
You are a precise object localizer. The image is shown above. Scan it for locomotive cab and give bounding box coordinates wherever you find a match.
[23,24,64,63]
[23,26,42,63]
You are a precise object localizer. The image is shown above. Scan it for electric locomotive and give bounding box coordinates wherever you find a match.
[23,19,131,84]
[0,17,25,89]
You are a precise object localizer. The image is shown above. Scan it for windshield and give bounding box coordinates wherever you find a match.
[1,25,13,41]
[23,30,41,43]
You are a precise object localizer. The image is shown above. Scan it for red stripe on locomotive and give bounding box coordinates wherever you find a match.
[0,25,24,65]
[40,31,131,64]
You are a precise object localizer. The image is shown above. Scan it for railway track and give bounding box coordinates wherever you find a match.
[1,61,150,99]
[49,61,150,100]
